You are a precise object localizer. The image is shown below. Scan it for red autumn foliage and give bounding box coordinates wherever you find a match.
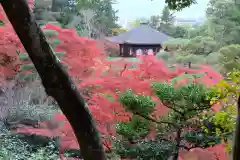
[0,5,227,158]
[27,0,35,9]
[0,23,22,80]
[42,24,104,79]
[179,144,229,160]
[16,54,224,159]
[0,0,39,80]
[0,23,101,82]
[0,0,34,22]
[16,113,80,159]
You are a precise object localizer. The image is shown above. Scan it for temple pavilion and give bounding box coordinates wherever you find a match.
[106,23,171,57]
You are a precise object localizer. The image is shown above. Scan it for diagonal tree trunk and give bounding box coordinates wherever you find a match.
[0,0,107,160]
[232,96,240,160]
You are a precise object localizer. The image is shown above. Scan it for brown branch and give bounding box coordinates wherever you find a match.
[102,141,112,153]
[1,0,106,160]
[186,105,211,112]
[119,63,127,76]
[162,101,184,115]
[155,137,172,143]
[178,145,197,151]
[172,129,182,160]
[134,112,180,129]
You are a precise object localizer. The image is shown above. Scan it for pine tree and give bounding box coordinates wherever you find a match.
[17,27,65,82]
[114,81,220,160]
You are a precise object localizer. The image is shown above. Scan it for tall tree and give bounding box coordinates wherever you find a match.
[159,6,175,36]
[93,0,119,35]
[33,0,78,26]
[164,0,196,10]
[206,0,240,45]
[51,0,70,12]
[149,15,161,29]
[75,0,119,36]
[161,6,175,25]
[158,6,187,38]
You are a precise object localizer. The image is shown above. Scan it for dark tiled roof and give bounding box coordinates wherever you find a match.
[106,25,171,45]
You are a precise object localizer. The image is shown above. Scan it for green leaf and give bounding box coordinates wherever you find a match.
[119,90,155,115]
[47,39,61,46]
[116,116,150,139]
[0,20,4,26]
[152,82,176,102]
[20,64,36,71]
[55,52,65,58]
[19,53,30,61]
[43,29,58,37]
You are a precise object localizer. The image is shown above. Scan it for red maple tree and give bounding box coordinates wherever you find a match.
[0,0,36,81]
[179,144,229,160]
[0,2,228,158]
[41,24,104,80]
[15,52,225,159]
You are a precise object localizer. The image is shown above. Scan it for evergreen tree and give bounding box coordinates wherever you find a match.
[161,6,174,25]
[206,0,240,45]
[149,15,161,30]
[159,6,176,36]
[114,81,219,160]
[164,0,196,10]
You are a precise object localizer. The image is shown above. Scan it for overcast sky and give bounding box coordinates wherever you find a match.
[113,0,209,26]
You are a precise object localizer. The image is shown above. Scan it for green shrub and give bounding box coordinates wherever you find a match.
[163,38,190,51]
[114,83,217,159]
[205,52,220,65]
[113,140,174,160]
[181,36,219,55]
[175,53,206,64]
[156,51,171,61]
[0,123,59,160]
[218,44,240,74]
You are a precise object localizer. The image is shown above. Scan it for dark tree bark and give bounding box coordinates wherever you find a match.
[233,96,240,160]
[0,0,107,160]
[51,0,60,12]
[172,129,181,160]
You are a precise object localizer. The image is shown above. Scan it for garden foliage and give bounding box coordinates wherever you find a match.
[0,1,236,159]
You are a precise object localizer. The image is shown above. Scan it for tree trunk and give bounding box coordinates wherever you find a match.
[232,96,240,160]
[0,0,107,160]
[51,0,60,12]
[172,129,182,160]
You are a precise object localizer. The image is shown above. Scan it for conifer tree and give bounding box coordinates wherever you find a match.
[114,81,219,160]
